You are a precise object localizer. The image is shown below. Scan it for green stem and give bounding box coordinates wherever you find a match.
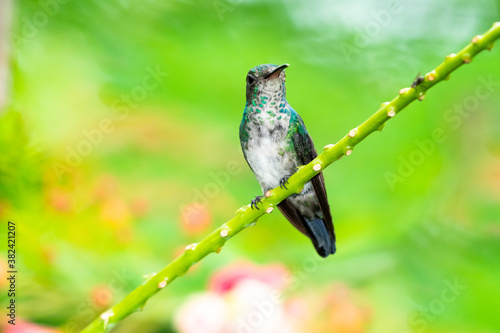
[80,22,500,333]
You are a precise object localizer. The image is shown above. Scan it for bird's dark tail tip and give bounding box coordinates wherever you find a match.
[304,217,336,258]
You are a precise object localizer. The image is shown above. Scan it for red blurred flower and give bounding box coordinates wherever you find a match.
[91,285,114,308]
[46,188,71,212]
[180,203,212,234]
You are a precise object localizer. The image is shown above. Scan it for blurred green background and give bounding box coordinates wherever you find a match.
[1,0,500,332]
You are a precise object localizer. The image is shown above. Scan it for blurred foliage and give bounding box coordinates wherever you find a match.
[1,0,500,332]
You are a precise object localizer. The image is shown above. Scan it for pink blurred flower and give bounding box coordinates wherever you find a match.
[0,259,6,288]
[209,261,289,294]
[4,319,61,333]
[174,263,371,333]
[175,262,294,333]
[227,278,294,333]
[175,292,228,333]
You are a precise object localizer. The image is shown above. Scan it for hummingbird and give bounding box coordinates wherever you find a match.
[239,64,336,257]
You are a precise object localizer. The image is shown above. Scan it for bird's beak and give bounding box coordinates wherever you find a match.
[265,63,290,80]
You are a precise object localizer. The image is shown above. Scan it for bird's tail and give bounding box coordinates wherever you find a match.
[303,217,336,258]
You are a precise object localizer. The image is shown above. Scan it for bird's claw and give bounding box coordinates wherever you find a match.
[279,175,292,190]
[251,196,263,210]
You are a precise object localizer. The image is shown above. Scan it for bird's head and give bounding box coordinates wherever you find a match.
[245,64,289,104]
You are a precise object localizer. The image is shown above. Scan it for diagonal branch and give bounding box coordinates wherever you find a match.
[80,22,500,333]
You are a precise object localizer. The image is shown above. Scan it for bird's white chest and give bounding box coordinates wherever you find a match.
[245,113,295,191]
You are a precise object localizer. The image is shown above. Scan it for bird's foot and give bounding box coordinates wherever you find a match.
[251,195,263,210]
[279,175,292,190]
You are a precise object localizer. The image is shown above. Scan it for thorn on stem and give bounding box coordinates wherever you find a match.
[471,35,482,44]
[100,310,114,322]
[399,88,410,95]
[425,71,436,81]
[158,279,168,289]
[445,53,456,60]
[185,243,197,251]
[220,228,229,238]
[387,107,396,117]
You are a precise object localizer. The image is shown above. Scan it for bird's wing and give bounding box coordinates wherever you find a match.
[277,199,308,235]
[239,115,254,173]
[289,113,335,239]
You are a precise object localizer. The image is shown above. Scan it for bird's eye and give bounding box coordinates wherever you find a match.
[247,75,256,85]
